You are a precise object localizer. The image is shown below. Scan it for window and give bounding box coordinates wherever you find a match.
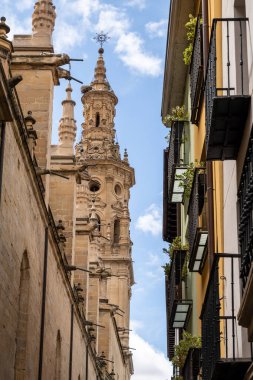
[95,113,100,127]
[114,219,120,243]
[14,251,30,378]
[89,180,101,193]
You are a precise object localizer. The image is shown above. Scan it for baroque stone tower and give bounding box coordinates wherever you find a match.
[75,46,135,376]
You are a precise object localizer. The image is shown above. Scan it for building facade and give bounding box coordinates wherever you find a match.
[162,0,253,379]
[0,1,134,379]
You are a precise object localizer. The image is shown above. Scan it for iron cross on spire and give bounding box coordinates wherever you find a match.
[93,32,111,48]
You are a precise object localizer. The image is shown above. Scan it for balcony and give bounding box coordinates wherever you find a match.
[163,149,178,243]
[238,133,253,288]
[182,347,201,380]
[165,275,176,360]
[188,169,208,272]
[167,250,192,329]
[166,121,186,203]
[205,18,250,160]
[201,254,252,380]
[190,18,204,125]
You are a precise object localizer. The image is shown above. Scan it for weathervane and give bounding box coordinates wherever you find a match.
[93,32,111,48]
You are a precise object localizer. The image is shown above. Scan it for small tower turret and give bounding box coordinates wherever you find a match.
[32,0,56,37]
[58,82,77,154]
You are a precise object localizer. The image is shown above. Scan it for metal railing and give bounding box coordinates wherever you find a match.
[238,134,253,288]
[167,121,184,193]
[167,250,187,327]
[190,17,204,125]
[188,170,206,257]
[205,18,249,155]
[201,254,244,380]
[182,347,201,380]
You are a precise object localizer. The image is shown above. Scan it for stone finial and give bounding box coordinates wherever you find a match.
[123,149,129,163]
[32,0,56,36]
[0,17,10,38]
[90,201,98,225]
[58,82,77,149]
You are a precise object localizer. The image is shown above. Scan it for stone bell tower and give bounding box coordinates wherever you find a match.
[75,44,135,377]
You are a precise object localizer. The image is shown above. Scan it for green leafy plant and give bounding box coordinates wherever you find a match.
[183,14,198,65]
[162,262,171,276]
[169,236,189,256]
[176,161,205,199]
[172,331,201,369]
[162,237,189,276]
[163,105,189,128]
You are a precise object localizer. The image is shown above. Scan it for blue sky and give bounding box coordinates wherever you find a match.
[3,0,173,378]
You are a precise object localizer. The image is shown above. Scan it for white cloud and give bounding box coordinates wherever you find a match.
[130,331,173,380]
[115,32,162,76]
[126,0,146,10]
[16,0,34,11]
[146,19,167,38]
[135,204,162,236]
[54,21,82,51]
[96,7,130,37]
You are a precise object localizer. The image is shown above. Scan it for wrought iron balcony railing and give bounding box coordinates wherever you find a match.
[201,254,252,380]
[167,250,192,329]
[163,149,178,243]
[167,121,185,203]
[205,18,250,160]
[188,169,208,272]
[182,347,201,380]
[165,276,176,360]
[238,133,253,288]
[190,17,204,125]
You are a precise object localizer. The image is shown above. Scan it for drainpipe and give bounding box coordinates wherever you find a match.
[38,227,49,380]
[0,123,6,203]
[85,345,89,380]
[69,303,74,380]
[202,0,215,265]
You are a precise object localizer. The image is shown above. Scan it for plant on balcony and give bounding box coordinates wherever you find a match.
[172,331,201,369]
[176,161,205,199]
[162,237,189,275]
[169,236,189,256]
[163,105,189,128]
[183,14,198,65]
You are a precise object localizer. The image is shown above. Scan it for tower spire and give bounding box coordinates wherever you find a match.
[91,32,111,90]
[58,82,77,152]
[32,0,56,36]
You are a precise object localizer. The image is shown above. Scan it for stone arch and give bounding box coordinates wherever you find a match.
[113,218,120,244]
[14,251,30,380]
[54,330,62,380]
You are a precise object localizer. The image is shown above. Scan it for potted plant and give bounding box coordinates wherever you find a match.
[183,14,198,65]
[172,331,201,369]
[176,161,205,199]
[162,237,189,279]
[163,105,189,129]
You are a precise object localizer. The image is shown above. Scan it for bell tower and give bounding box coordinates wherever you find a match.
[75,41,135,377]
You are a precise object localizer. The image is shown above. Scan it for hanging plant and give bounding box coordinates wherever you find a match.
[163,105,189,128]
[169,236,189,256]
[172,331,201,369]
[176,161,205,199]
[162,237,189,275]
[183,14,201,65]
